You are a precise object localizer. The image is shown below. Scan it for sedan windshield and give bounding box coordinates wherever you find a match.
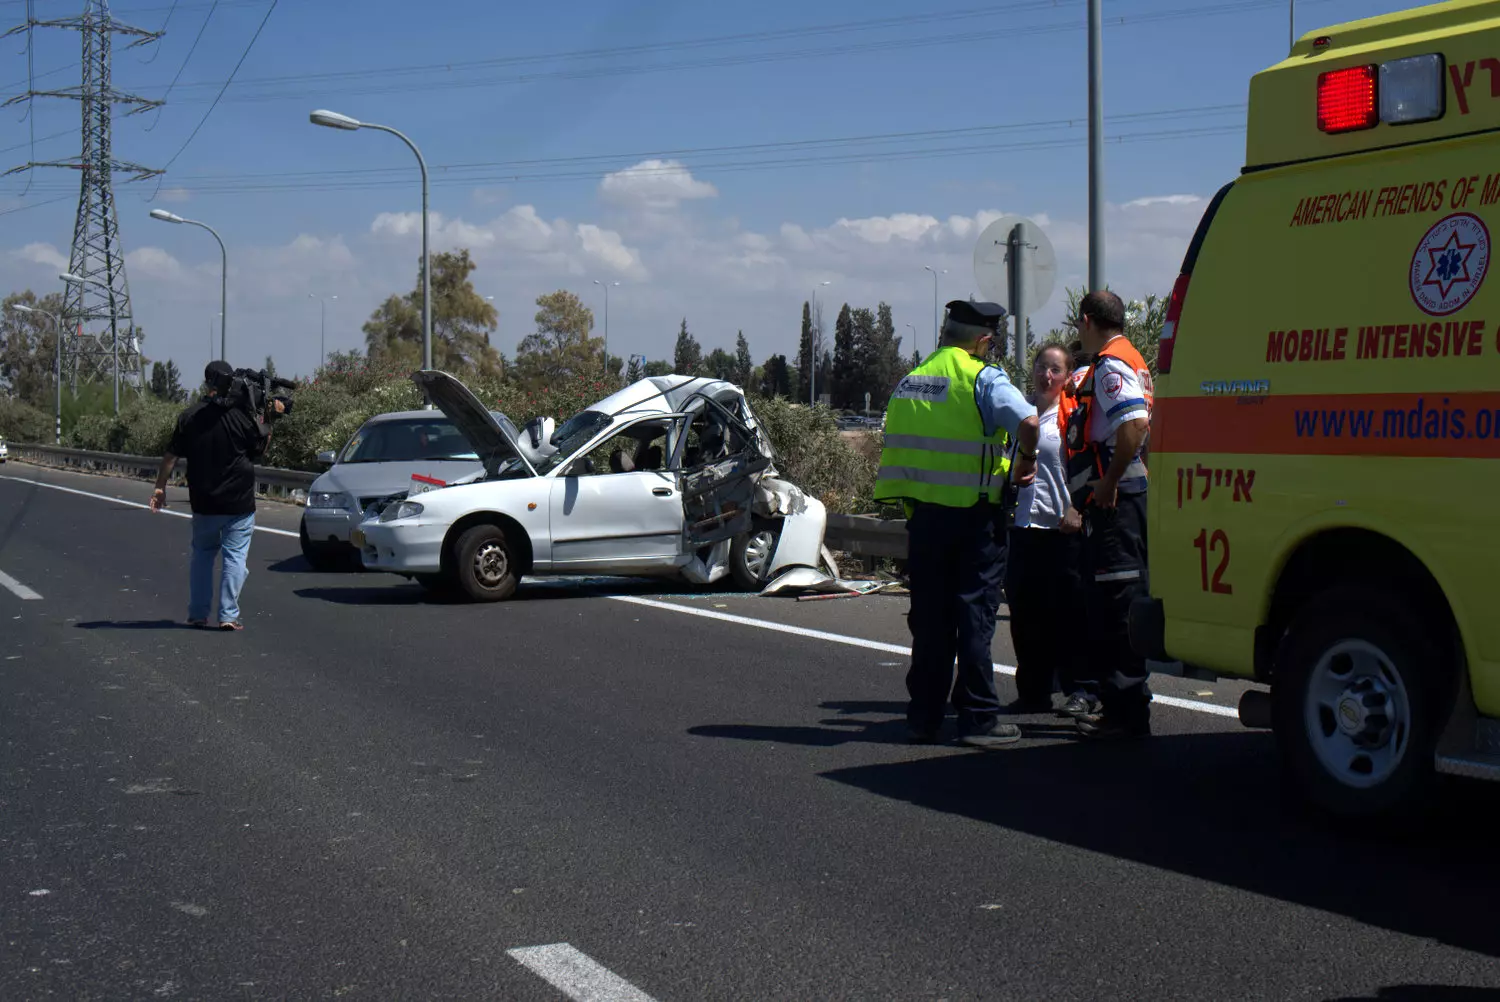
[340,418,479,464]
[534,409,612,474]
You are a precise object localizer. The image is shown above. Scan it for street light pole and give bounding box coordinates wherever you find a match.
[923,266,946,354]
[8,304,61,444]
[59,272,119,413]
[904,322,917,361]
[309,293,337,371]
[1087,0,1106,291]
[310,110,432,378]
[1289,0,1295,51]
[593,280,619,377]
[150,210,227,361]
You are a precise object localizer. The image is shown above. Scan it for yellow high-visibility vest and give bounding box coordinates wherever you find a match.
[875,346,1012,510]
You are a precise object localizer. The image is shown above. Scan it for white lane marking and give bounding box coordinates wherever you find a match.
[0,475,299,538]
[609,595,1241,720]
[507,943,659,1002]
[0,569,42,600]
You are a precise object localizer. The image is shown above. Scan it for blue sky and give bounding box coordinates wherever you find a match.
[0,0,1415,382]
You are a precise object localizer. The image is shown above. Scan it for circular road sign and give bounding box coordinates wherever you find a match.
[973,215,1057,315]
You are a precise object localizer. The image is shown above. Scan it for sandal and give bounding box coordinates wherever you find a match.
[218,620,243,632]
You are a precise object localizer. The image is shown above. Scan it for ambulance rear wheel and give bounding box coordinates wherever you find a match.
[1271,588,1438,822]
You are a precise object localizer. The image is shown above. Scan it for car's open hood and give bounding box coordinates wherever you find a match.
[411,370,532,479]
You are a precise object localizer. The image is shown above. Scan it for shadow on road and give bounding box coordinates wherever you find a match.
[693,700,1500,960]
[290,574,736,606]
[1324,989,1500,1001]
[74,619,198,631]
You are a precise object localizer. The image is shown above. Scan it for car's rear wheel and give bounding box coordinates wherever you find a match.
[452,523,519,602]
[1271,587,1441,822]
[730,518,781,591]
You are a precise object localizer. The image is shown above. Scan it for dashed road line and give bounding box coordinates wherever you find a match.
[609,594,1241,720]
[507,943,659,1002]
[0,475,299,538]
[0,568,42,600]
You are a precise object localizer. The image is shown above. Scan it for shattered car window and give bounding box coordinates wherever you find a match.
[535,410,612,475]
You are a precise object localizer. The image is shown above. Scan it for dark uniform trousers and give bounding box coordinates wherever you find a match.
[905,500,1005,734]
[1077,489,1152,724]
[1003,525,1085,704]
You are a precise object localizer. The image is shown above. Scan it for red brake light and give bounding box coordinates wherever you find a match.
[1159,272,1190,375]
[1318,65,1378,133]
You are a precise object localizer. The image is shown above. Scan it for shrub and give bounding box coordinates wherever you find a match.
[748,395,881,515]
[0,398,54,443]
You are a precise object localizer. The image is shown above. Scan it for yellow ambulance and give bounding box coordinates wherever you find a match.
[1131,0,1500,819]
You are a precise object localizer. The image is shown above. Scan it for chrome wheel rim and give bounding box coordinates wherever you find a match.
[742,529,777,582]
[472,541,510,588]
[1304,639,1411,789]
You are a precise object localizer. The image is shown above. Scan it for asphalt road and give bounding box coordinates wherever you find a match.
[2,463,1499,1001]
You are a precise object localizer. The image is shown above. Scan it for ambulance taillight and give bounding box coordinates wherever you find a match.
[1316,53,1445,134]
[1159,272,1190,375]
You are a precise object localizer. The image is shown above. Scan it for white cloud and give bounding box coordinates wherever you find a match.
[125,246,186,282]
[599,159,718,210]
[12,242,68,270]
[157,187,193,204]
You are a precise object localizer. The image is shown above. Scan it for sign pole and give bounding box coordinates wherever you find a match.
[1010,222,1028,369]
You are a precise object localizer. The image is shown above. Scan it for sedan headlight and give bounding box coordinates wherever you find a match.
[380,500,424,522]
[307,491,352,509]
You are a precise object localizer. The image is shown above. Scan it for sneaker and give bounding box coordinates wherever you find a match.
[957,721,1023,749]
[1058,692,1101,719]
[1076,712,1151,740]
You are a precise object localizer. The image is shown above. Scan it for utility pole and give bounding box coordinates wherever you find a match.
[1289,0,1296,52]
[1087,0,1105,292]
[3,1,161,396]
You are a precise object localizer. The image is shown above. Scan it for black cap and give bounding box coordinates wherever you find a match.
[945,299,1006,330]
[204,359,232,384]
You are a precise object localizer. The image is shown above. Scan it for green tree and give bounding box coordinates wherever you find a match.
[362,248,503,378]
[512,289,602,386]
[625,355,644,382]
[759,353,792,399]
[0,290,63,409]
[733,330,753,387]
[703,347,736,381]
[643,359,673,377]
[149,360,186,403]
[263,355,278,379]
[673,318,702,374]
[795,301,813,403]
[868,301,905,410]
[831,303,857,409]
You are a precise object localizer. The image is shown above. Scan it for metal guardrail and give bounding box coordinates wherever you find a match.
[9,443,316,502]
[8,443,910,551]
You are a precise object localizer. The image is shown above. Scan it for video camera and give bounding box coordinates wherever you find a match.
[220,367,296,420]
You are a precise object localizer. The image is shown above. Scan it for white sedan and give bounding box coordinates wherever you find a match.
[354,370,837,602]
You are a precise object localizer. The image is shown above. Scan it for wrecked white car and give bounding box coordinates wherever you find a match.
[353,370,840,602]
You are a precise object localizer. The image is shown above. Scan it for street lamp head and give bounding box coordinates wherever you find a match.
[59,272,85,284]
[8,304,34,314]
[310,109,362,131]
[149,209,185,224]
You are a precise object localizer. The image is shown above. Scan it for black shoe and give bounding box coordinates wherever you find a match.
[957,721,1023,749]
[1076,712,1151,740]
[1001,696,1054,715]
[906,727,939,745]
[1058,692,1101,719]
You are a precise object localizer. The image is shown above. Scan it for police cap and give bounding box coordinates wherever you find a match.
[945,299,1007,331]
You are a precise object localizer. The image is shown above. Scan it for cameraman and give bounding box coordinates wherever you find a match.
[149,360,285,631]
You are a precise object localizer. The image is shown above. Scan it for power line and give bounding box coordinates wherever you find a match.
[142,0,218,132]
[154,0,275,172]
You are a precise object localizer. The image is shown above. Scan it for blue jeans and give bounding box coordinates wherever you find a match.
[189,512,255,624]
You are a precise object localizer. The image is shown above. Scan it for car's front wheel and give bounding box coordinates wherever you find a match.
[452,523,519,602]
[730,519,781,591]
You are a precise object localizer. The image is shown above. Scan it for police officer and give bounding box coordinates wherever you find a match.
[1059,290,1154,738]
[875,300,1040,749]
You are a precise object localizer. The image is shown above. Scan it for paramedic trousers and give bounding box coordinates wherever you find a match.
[905,500,1005,735]
[1004,525,1085,704]
[1079,490,1153,724]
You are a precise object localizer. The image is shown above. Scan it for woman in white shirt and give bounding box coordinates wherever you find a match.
[1001,344,1086,713]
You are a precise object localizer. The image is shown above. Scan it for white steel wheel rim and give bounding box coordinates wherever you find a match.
[1304,638,1412,790]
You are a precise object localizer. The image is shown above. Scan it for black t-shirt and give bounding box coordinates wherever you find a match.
[168,398,269,515]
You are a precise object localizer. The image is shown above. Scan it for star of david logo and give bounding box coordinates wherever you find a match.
[1423,230,1478,299]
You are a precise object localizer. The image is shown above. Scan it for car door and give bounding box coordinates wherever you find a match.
[675,396,773,548]
[547,418,686,572]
